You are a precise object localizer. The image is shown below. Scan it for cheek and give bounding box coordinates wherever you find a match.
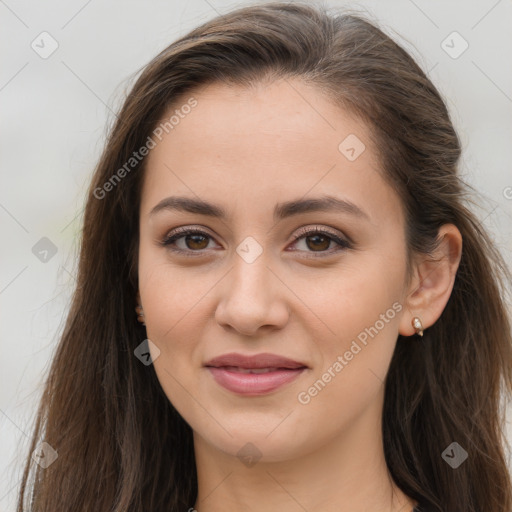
[138,244,208,342]
[294,251,405,402]
[137,247,221,410]
[294,302,402,443]
[292,250,405,347]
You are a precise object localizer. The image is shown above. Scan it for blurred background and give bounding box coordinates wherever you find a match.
[1,0,511,509]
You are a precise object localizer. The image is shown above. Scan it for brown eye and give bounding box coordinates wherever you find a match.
[162,228,217,256]
[304,234,331,251]
[289,227,351,256]
[184,233,209,250]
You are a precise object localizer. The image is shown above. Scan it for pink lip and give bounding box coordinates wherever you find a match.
[204,352,308,395]
[206,367,307,395]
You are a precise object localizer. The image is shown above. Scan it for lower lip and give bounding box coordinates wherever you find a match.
[206,367,307,395]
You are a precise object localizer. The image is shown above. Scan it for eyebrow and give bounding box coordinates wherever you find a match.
[149,194,370,222]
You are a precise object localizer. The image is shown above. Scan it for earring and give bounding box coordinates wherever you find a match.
[411,316,423,337]
[135,303,146,326]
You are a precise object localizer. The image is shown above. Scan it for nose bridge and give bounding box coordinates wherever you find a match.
[215,239,289,333]
[229,242,274,303]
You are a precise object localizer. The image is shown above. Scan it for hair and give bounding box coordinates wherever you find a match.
[17,2,512,511]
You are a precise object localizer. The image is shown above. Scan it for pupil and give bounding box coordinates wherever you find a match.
[307,235,329,251]
[187,234,208,250]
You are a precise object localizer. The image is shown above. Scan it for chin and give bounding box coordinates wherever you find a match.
[193,422,313,464]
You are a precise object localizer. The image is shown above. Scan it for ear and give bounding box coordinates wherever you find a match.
[399,224,463,336]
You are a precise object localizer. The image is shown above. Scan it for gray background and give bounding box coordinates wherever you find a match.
[1,0,511,509]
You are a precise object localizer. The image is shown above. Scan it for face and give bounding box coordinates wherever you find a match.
[138,78,410,463]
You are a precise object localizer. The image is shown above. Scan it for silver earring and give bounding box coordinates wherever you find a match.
[411,316,423,336]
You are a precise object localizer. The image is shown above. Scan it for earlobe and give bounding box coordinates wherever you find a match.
[399,224,463,337]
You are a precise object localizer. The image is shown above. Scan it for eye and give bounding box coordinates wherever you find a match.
[288,226,352,257]
[160,225,351,257]
[161,226,219,256]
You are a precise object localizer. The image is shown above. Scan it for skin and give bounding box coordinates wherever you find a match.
[137,78,462,512]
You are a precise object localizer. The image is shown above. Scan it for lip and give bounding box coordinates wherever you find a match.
[204,352,308,369]
[204,352,309,395]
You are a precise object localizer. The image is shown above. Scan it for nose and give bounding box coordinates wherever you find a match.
[214,252,290,336]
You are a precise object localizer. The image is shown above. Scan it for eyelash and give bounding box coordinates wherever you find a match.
[160,225,352,258]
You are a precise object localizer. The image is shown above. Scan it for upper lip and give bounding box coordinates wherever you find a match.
[204,352,308,370]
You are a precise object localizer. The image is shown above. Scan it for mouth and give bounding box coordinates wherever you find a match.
[204,353,309,395]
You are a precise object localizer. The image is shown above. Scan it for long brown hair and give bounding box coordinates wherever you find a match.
[17,3,512,511]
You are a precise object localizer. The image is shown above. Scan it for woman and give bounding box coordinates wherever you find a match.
[17,2,512,511]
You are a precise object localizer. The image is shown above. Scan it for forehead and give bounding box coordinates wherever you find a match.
[140,79,402,228]
[156,79,372,160]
